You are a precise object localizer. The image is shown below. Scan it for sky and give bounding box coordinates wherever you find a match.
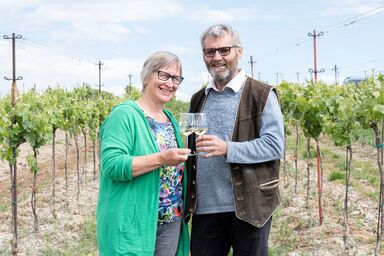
[0,0,383,101]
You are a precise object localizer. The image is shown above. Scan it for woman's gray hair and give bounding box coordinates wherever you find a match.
[140,51,182,91]
[200,24,242,48]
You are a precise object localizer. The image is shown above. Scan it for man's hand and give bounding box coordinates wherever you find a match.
[196,135,227,158]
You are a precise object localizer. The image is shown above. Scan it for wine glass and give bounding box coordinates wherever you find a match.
[193,113,208,136]
[179,113,208,156]
[179,113,195,156]
[179,113,194,137]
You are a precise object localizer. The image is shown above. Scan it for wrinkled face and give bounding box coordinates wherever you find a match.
[143,64,181,105]
[202,34,243,87]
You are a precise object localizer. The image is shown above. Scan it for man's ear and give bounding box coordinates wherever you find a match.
[237,47,244,60]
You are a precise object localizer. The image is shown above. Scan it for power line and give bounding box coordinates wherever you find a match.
[336,57,384,70]
[256,36,310,61]
[21,37,135,83]
[8,39,134,87]
[256,4,384,63]
[22,37,96,64]
[322,4,384,34]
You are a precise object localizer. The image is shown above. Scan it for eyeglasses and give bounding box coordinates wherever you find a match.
[203,46,240,58]
[156,70,184,85]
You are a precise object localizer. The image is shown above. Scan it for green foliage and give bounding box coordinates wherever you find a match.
[269,213,298,254]
[41,214,97,255]
[333,198,344,213]
[0,86,118,171]
[323,83,362,147]
[299,82,329,139]
[356,78,384,129]
[18,91,52,150]
[0,202,6,213]
[301,144,316,159]
[165,97,189,119]
[278,82,303,124]
[123,85,141,100]
[328,171,345,182]
[27,154,39,174]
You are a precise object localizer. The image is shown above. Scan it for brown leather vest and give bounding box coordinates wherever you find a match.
[184,77,281,228]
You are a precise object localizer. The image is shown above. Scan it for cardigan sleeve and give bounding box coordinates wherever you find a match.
[100,107,134,181]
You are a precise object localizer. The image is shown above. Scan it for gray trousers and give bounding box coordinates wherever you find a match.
[155,218,181,256]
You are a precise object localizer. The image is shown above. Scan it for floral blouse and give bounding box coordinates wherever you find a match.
[146,115,184,225]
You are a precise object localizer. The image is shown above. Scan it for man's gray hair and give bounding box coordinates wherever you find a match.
[200,24,242,48]
[140,51,182,91]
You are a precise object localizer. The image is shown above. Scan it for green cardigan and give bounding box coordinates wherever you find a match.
[96,100,189,256]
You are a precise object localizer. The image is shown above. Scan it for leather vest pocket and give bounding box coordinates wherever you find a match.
[259,179,279,196]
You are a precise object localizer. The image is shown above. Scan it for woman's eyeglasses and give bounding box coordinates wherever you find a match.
[203,46,240,58]
[156,71,184,85]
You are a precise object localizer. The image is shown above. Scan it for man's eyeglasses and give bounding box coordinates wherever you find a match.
[203,46,240,58]
[156,70,184,85]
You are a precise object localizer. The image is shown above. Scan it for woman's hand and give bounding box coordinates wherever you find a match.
[132,148,190,177]
[159,148,191,166]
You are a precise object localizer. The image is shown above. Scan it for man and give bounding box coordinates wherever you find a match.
[185,24,284,255]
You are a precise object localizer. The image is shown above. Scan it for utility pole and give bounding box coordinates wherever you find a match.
[248,56,256,78]
[258,72,261,81]
[296,72,301,84]
[128,73,133,87]
[127,73,133,96]
[96,60,104,96]
[308,28,325,227]
[331,65,339,84]
[4,33,23,106]
[364,70,368,79]
[3,32,23,256]
[275,72,279,85]
[371,68,376,78]
[308,30,325,84]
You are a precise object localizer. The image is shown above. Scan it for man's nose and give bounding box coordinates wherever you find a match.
[212,50,223,60]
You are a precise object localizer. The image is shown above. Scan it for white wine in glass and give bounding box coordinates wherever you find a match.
[179,113,208,156]
[179,113,194,136]
[193,113,208,136]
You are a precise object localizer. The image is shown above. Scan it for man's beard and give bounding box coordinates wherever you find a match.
[208,66,233,85]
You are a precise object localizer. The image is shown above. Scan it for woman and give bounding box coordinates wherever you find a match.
[97,51,190,256]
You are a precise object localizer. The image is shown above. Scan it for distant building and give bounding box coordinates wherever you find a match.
[342,76,366,85]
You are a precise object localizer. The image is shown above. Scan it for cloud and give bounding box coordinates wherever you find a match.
[321,0,384,16]
[1,0,184,43]
[175,91,191,102]
[187,6,284,23]
[187,71,210,85]
[0,40,144,96]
